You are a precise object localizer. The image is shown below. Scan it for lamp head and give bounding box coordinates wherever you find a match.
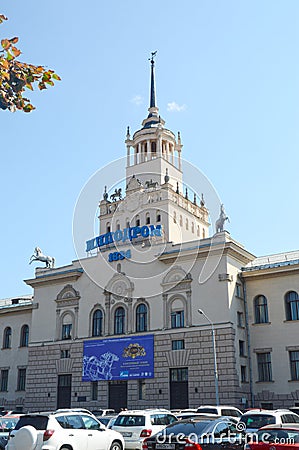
[198,309,203,315]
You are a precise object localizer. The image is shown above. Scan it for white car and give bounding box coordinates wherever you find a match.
[111,409,177,450]
[6,410,125,450]
[238,408,299,433]
[196,405,243,418]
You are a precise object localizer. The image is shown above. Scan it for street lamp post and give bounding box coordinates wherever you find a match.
[198,309,219,406]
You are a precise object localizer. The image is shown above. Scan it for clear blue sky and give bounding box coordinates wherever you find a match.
[1,1,299,298]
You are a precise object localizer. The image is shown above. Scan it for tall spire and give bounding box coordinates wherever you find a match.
[149,51,157,108]
[141,51,165,129]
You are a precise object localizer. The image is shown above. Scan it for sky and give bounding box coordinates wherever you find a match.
[1,0,299,299]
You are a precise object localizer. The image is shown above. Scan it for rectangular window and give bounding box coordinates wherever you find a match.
[171,310,184,328]
[237,312,244,327]
[62,324,72,340]
[170,368,188,382]
[138,379,146,400]
[91,381,98,401]
[257,352,272,382]
[17,368,26,391]
[172,339,185,350]
[0,369,8,392]
[239,340,245,357]
[236,283,243,299]
[241,365,247,383]
[289,351,299,381]
[60,349,70,359]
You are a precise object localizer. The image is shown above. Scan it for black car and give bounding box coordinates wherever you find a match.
[143,417,244,450]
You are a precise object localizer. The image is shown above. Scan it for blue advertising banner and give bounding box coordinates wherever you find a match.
[82,334,154,381]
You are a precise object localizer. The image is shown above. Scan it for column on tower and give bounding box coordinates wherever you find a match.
[127,144,130,167]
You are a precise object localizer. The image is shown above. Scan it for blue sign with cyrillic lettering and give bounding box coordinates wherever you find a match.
[82,335,154,381]
[86,224,162,252]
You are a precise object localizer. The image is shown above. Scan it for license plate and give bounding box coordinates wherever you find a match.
[156,444,175,449]
[122,432,132,437]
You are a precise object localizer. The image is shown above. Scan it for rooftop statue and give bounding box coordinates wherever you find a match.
[215,204,230,233]
[110,188,122,202]
[29,246,55,269]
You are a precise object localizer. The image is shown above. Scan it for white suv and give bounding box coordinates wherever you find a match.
[238,409,299,433]
[7,410,125,450]
[196,405,243,418]
[111,409,177,450]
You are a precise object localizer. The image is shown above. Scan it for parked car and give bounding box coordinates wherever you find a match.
[6,410,125,450]
[92,409,116,417]
[244,424,299,450]
[176,412,221,421]
[143,417,244,450]
[196,405,243,418]
[0,414,22,449]
[238,409,299,433]
[97,415,118,428]
[111,409,177,450]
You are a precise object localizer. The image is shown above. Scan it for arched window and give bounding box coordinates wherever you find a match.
[191,222,194,233]
[92,309,103,337]
[135,215,140,227]
[180,215,183,226]
[285,291,299,321]
[202,228,206,238]
[254,295,269,324]
[3,327,12,349]
[197,225,200,237]
[20,325,29,347]
[126,218,130,228]
[156,211,161,222]
[106,222,111,233]
[185,218,189,230]
[170,299,185,329]
[136,304,148,332]
[114,307,125,335]
[116,221,120,230]
[146,213,150,225]
[173,212,176,224]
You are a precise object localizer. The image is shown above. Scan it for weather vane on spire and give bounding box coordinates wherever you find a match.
[149,51,157,64]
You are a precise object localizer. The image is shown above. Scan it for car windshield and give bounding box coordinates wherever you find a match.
[14,415,49,430]
[240,414,276,428]
[114,415,146,427]
[0,417,19,432]
[197,408,218,414]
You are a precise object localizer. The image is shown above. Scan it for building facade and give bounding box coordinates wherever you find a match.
[1,57,299,412]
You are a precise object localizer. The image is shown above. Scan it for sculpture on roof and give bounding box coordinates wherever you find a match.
[145,179,158,189]
[29,247,55,269]
[110,188,122,202]
[215,204,230,233]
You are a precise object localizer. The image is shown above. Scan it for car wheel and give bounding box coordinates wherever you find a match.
[110,441,123,450]
[10,425,37,450]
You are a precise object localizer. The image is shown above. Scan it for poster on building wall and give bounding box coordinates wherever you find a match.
[82,334,154,381]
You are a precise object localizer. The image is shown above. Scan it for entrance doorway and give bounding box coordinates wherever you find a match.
[108,381,127,412]
[57,374,72,409]
[169,368,188,409]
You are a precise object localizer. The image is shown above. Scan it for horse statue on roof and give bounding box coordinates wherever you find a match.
[29,247,55,269]
[110,188,122,202]
[215,204,230,233]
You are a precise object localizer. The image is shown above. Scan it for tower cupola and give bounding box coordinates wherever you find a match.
[125,52,183,189]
